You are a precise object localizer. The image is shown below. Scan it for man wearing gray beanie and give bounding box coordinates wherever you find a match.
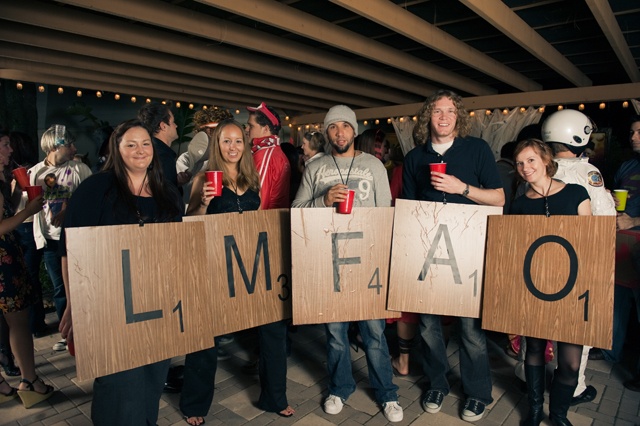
[292,105,402,422]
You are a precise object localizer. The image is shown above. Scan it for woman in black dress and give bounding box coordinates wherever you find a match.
[511,139,591,426]
[58,119,183,425]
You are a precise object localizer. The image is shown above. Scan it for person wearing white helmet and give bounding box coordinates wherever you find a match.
[542,109,615,408]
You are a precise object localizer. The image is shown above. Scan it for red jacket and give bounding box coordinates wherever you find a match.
[252,138,291,210]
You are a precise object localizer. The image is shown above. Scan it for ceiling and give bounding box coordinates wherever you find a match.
[1,0,639,124]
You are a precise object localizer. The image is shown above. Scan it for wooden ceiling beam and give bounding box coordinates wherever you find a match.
[293,83,640,124]
[199,0,497,95]
[331,0,542,92]
[460,0,593,87]
[585,0,640,82]
[1,0,415,108]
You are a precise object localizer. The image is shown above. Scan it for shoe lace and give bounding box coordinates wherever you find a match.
[427,390,442,403]
[385,401,400,411]
[465,399,482,413]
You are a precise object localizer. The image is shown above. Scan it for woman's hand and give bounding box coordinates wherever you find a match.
[323,184,349,206]
[201,181,216,207]
[59,305,73,341]
[24,194,44,216]
[617,212,639,230]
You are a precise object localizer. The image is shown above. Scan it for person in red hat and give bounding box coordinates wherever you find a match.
[245,102,291,210]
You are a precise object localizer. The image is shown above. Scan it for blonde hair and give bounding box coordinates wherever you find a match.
[414,90,471,145]
[207,119,260,193]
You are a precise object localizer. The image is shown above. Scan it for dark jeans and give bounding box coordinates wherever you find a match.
[15,223,46,332]
[43,238,65,322]
[180,346,218,417]
[419,314,493,405]
[257,320,289,412]
[92,359,170,426]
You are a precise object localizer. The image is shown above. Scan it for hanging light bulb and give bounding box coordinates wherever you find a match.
[161,100,166,105]
[176,102,181,108]
[599,102,605,110]
[557,105,564,111]
[285,116,290,121]
[96,91,102,98]
[297,126,301,131]
[375,119,380,125]
[578,104,585,111]
[469,111,475,117]
[363,120,368,125]
[623,101,629,108]
[399,117,404,123]
[76,90,82,97]
[131,96,137,103]
[538,106,545,113]
[519,107,526,113]
[188,103,194,109]
[145,98,151,103]
[413,116,417,121]
[235,109,240,114]
[502,108,509,115]
[387,118,392,124]
[485,110,491,116]
[16,82,23,90]
[288,123,292,128]
[114,93,120,100]
[58,87,64,94]
[305,124,310,129]
[38,85,45,93]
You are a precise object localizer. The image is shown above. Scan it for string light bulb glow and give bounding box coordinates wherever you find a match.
[578,104,585,111]
[557,105,564,111]
[363,120,368,125]
[188,104,194,109]
[146,98,151,103]
[131,96,137,103]
[538,106,545,113]
[469,111,475,117]
[114,93,120,100]
[623,101,629,108]
[502,108,508,115]
[96,91,102,98]
[387,118,391,124]
[38,85,45,93]
[58,87,64,94]
[520,107,526,113]
[16,82,22,90]
[375,119,379,125]
[599,103,606,110]
[76,90,82,97]
[413,116,417,121]
[176,102,181,108]
[235,109,240,114]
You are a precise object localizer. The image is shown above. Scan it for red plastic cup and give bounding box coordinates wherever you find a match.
[337,189,356,214]
[205,171,223,197]
[429,162,447,174]
[68,339,75,357]
[25,185,43,201]
[12,167,30,189]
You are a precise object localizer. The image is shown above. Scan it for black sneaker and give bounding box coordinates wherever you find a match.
[461,399,486,422]
[421,390,444,413]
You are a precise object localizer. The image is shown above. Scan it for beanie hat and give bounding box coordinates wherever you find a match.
[324,105,358,135]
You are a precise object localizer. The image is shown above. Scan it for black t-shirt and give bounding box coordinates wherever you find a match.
[59,171,183,255]
[510,183,589,216]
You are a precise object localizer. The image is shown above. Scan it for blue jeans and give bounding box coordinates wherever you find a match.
[419,314,493,405]
[325,320,398,404]
[43,239,66,321]
[602,285,640,362]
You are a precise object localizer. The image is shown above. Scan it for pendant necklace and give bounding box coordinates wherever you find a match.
[135,172,148,226]
[530,178,552,217]
[331,151,356,186]
[229,178,242,213]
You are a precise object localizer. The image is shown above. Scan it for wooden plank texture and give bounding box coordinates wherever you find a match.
[290,207,400,325]
[184,208,291,336]
[482,215,615,348]
[67,222,215,381]
[388,199,502,318]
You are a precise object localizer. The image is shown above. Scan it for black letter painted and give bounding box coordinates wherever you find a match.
[331,232,363,292]
[224,232,271,297]
[418,224,462,283]
[122,249,163,324]
[523,235,578,302]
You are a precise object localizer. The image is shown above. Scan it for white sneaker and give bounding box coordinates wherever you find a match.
[383,401,403,422]
[52,339,67,351]
[323,394,344,414]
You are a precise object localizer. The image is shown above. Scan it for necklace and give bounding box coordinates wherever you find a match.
[529,178,553,217]
[134,172,148,226]
[228,178,243,213]
[331,151,356,186]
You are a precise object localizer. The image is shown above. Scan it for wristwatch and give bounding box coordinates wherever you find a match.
[462,183,470,197]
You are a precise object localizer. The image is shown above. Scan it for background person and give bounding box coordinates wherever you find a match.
[28,126,91,351]
[0,134,53,409]
[510,138,591,426]
[58,119,183,425]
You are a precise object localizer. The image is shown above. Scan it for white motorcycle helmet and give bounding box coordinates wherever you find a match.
[541,109,595,155]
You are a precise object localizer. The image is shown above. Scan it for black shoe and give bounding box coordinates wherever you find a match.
[570,385,596,406]
[623,376,640,392]
[0,348,20,377]
[32,325,51,338]
[163,365,184,393]
[587,348,605,361]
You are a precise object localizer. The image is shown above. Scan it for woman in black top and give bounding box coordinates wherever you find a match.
[511,139,590,426]
[183,119,295,425]
[58,119,183,426]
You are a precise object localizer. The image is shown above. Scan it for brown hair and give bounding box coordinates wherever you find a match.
[513,138,558,178]
[414,89,470,145]
[207,119,260,193]
[303,131,326,153]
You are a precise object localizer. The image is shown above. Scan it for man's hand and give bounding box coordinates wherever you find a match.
[323,184,349,206]
[59,306,73,341]
[430,171,465,195]
[617,213,639,230]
